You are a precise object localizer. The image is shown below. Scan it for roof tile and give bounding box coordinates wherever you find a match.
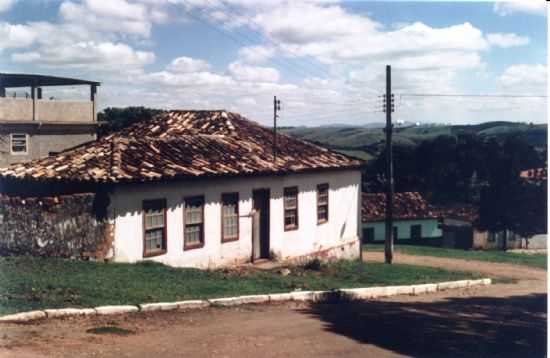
[0,110,362,183]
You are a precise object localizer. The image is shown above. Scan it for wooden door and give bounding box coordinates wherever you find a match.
[252,189,270,260]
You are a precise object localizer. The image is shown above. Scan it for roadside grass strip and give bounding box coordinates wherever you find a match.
[363,244,547,270]
[0,256,482,316]
[0,278,492,323]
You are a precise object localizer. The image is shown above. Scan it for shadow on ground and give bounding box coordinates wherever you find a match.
[301,293,547,357]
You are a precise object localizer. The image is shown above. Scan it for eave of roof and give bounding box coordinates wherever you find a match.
[0,73,100,88]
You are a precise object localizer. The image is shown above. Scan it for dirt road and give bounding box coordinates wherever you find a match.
[0,253,546,358]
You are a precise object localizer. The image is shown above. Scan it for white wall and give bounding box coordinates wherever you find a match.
[363,219,442,242]
[109,169,361,268]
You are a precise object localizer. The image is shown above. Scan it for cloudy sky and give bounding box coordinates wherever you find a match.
[0,0,546,126]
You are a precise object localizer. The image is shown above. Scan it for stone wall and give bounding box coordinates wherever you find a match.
[0,193,113,260]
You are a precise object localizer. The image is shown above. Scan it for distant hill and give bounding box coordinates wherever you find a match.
[281,121,547,161]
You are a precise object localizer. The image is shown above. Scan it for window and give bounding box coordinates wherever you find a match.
[10,133,28,154]
[184,196,204,250]
[143,199,167,257]
[411,225,422,240]
[393,226,398,242]
[317,183,329,224]
[284,186,298,231]
[221,193,239,242]
[363,227,375,243]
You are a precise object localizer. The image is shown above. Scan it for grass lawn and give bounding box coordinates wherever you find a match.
[0,256,480,315]
[364,244,547,270]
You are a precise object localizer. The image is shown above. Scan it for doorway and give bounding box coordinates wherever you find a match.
[252,189,270,261]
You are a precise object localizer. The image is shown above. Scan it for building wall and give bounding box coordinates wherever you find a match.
[0,98,94,122]
[473,230,547,250]
[0,129,96,167]
[109,169,361,268]
[0,193,113,259]
[362,219,442,242]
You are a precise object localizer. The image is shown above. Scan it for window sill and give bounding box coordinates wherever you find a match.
[221,237,239,243]
[317,219,328,225]
[143,249,167,258]
[284,225,299,232]
[184,242,205,251]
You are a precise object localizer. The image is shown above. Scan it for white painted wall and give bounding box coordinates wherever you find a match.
[363,219,442,242]
[109,169,361,268]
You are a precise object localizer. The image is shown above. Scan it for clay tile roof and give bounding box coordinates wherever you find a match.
[0,110,362,183]
[430,204,479,223]
[362,192,438,222]
[520,167,547,182]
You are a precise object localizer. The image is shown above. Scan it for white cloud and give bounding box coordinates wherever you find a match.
[227,62,280,82]
[494,0,546,16]
[0,0,16,12]
[167,56,211,73]
[382,51,483,71]
[60,1,151,37]
[12,42,155,69]
[143,70,234,87]
[238,45,275,64]
[487,33,530,48]
[0,22,37,49]
[84,0,147,20]
[498,64,547,93]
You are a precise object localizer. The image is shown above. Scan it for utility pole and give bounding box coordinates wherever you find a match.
[384,65,394,264]
[273,96,281,161]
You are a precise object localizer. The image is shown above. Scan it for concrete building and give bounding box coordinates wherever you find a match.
[0,110,363,268]
[362,192,442,244]
[0,73,100,167]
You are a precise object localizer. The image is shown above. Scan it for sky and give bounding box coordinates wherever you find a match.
[0,0,547,126]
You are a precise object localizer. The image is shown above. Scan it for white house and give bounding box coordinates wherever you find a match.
[362,192,442,244]
[0,110,363,268]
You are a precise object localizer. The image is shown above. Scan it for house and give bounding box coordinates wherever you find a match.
[0,110,363,268]
[0,73,100,167]
[435,204,546,250]
[520,167,547,185]
[362,192,442,244]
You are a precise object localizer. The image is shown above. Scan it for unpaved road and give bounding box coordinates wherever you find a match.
[0,253,546,358]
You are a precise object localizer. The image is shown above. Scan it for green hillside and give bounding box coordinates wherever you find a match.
[282,122,547,161]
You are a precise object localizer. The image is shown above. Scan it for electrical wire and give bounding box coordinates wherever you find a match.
[208,0,333,78]
[183,1,327,80]
[398,93,547,98]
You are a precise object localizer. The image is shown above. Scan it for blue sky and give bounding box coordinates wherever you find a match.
[0,0,546,126]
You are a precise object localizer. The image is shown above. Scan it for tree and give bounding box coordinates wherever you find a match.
[97,107,164,137]
[477,135,546,249]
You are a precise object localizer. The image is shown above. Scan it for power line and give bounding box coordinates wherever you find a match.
[185,1,327,80]
[210,0,333,78]
[398,93,547,98]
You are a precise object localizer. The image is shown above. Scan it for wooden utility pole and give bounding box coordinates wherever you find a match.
[384,65,394,264]
[273,96,281,160]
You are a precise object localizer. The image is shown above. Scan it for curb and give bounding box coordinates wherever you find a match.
[0,278,492,323]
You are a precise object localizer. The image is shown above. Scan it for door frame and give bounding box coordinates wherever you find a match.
[251,188,270,262]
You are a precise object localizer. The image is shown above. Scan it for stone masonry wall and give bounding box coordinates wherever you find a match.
[0,193,113,260]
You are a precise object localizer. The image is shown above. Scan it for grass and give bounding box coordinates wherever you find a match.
[86,326,135,335]
[0,256,480,315]
[364,244,547,270]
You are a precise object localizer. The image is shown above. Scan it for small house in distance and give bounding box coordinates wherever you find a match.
[0,110,363,268]
[0,73,100,167]
[362,192,441,244]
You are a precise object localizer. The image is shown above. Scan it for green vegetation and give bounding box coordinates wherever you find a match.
[364,244,547,270]
[336,149,374,161]
[0,256,479,315]
[86,326,135,335]
[282,121,547,159]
